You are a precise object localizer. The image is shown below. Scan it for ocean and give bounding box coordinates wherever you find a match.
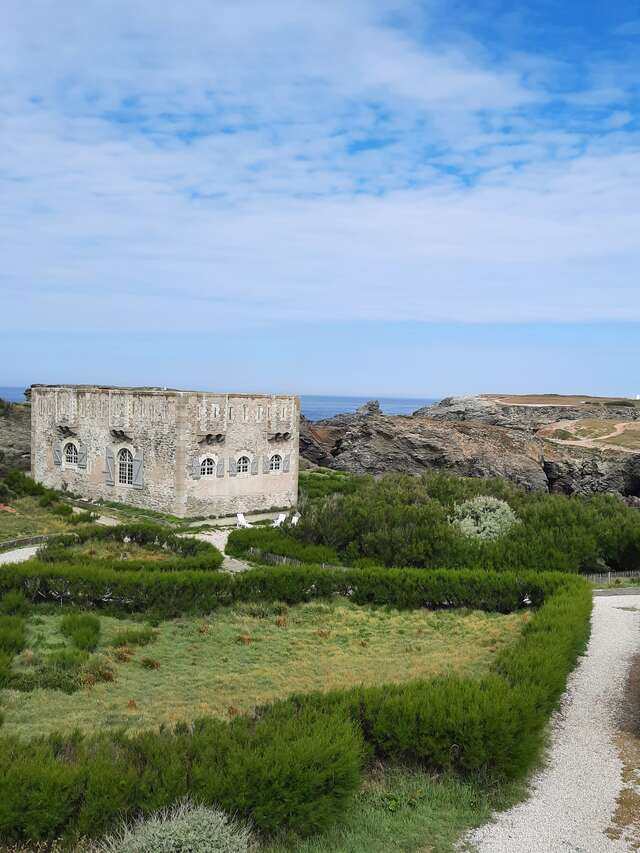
[0,387,436,420]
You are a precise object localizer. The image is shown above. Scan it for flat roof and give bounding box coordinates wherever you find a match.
[29,384,298,399]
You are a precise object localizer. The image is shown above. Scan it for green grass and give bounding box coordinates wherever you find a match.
[60,537,173,562]
[266,764,525,853]
[0,497,73,543]
[0,601,527,740]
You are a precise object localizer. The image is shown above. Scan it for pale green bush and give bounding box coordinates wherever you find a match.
[88,799,254,853]
[451,496,519,541]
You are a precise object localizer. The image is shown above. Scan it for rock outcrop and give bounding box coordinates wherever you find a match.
[0,401,31,476]
[300,396,640,499]
[417,395,640,432]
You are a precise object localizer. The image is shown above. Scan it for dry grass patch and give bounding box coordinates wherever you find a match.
[61,537,172,562]
[0,601,528,740]
[0,497,72,543]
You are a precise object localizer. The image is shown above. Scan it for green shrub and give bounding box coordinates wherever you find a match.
[451,496,520,541]
[2,471,48,498]
[0,481,16,503]
[37,522,223,573]
[88,799,254,852]
[294,471,640,572]
[0,705,363,843]
[109,626,157,647]
[0,615,27,656]
[0,590,29,616]
[226,527,338,565]
[60,612,101,651]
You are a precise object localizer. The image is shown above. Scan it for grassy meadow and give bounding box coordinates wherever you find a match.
[0,497,73,543]
[1,601,527,739]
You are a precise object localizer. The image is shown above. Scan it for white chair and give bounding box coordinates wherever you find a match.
[236,513,252,529]
[290,513,300,527]
[272,513,286,528]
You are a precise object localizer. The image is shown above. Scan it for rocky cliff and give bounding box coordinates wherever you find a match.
[300,395,640,499]
[0,401,31,477]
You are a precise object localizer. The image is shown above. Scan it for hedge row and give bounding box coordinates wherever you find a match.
[37,522,223,573]
[0,561,561,615]
[275,572,592,780]
[0,569,591,845]
[226,527,338,566]
[0,705,363,843]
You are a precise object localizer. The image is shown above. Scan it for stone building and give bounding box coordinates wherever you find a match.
[30,385,299,518]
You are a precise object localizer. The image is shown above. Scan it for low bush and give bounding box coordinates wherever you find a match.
[226,527,338,565]
[0,562,558,615]
[0,615,27,656]
[10,648,115,694]
[0,705,363,843]
[0,590,29,616]
[60,613,101,651]
[2,471,49,498]
[109,626,156,647]
[294,471,640,573]
[88,799,254,853]
[451,496,520,541]
[37,522,223,573]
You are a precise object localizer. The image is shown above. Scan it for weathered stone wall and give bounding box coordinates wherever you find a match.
[181,393,299,516]
[30,385,299,517]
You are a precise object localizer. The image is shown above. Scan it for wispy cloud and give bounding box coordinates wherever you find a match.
[1,0,639,334]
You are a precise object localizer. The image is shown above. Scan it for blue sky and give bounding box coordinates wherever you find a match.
[1,1,639,396]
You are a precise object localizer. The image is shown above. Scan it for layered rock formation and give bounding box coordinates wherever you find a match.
[300,395,640,499]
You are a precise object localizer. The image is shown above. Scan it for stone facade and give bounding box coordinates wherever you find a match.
[30,385,299,518]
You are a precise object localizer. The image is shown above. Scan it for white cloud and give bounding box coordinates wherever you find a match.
[1,0,638,333]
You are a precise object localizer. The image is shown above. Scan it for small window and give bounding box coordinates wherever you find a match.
[237,455,250,474]
[118,448,133,485]
[256,405,263,422]
[243,404,249,422]
[227,406,234,422]
[212,404,220,418]
[270,454,282,472]
[64,442,78,465]
[200,457,216,477]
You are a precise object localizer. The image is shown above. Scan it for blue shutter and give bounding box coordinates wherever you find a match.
[283,454,291,473]
[251,457,258,475]
[53,441,62,465]
[132,449,144,489]
[191,458,201,479]
[228,457,237,477]
[77,443,87,469]
[104,447,115,485]
[216,459,225,478]
[263,455,270,474]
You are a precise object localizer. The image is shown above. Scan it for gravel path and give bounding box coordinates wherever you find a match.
[0,545,40,564]
[193,529,250,573]
[467,595,640,853]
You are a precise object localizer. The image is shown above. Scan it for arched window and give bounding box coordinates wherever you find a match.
[64,442,78,465]
[200,457,216,477]
[237,455,250,474]
[270,454,282,472]
[118,448,133,485]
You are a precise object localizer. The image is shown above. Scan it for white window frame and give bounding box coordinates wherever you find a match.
[117,447,134,486]
[270,453,282,472]
[63,441,78,466]
[236,455,250,475]
[200,456,216,477]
